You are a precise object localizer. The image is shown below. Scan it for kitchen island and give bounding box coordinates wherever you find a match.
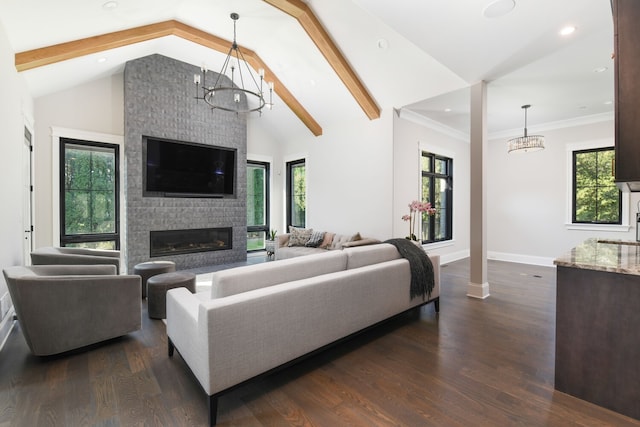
[554,238,640,421]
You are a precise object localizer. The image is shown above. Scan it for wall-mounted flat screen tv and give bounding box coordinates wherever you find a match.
[143,136,236,198]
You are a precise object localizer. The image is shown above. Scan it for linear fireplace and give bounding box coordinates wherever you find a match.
[150,227,232,257]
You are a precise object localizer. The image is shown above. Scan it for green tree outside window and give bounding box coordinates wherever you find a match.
[61,139,119,249]
[247,161,269,251]
[287,159,306,228]
[573,147,621,224]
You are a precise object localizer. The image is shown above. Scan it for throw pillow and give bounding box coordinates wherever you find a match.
[288,227,313,247]
[305,231,325,247]
[319,232,335,249]
[330,234,352,250]
[350,232,362,242]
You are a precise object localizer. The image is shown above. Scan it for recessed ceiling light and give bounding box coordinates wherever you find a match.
[444,108,452,112]
[377,39,389,50]
[560,26,576,36]
[604,100,613,105]
[482,0,516,19]
[593,66,608,73]
[97,57,107,63]
[102,1,118,10]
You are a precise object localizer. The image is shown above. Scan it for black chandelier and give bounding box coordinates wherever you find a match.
[193,13,273,114]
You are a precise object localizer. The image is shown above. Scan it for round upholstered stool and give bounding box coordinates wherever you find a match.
[147,271,196,319]
[133,261,176,299]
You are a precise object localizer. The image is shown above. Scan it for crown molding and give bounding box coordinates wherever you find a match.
[399,108,614,143]
[398,108,469,142]
[491,111,614,140]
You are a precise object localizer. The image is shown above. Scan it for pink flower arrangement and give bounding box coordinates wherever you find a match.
[402,200,436,241]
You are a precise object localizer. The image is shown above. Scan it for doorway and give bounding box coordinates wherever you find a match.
[22,126,33,264]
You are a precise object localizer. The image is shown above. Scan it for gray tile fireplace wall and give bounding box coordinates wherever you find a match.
[124,54,247,272]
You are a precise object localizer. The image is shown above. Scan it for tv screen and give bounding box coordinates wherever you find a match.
[144,136,236,198]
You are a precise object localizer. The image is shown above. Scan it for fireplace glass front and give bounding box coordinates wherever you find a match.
[150,227,232,257]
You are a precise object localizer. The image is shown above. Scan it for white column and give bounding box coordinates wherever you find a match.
[467,81,490,299]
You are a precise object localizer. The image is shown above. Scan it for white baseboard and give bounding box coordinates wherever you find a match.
[0,307,15,352]
[438,249,469,265]
[488,251,555,267]
[467,281,490,299]
[429,249,555,267]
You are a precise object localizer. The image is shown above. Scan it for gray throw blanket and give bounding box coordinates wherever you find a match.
[384,238,434,300]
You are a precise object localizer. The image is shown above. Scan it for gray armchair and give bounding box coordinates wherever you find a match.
[2,264,141,356]
[30,247,121,273]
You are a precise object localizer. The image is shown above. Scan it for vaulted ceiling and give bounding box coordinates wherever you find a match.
[0,0,614,140]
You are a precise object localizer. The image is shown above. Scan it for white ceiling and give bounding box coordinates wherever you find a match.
[0,0,614,140]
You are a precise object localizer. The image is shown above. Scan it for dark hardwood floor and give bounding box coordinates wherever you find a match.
[1,258,639,426]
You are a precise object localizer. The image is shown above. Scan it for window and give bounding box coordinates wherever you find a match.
[247,161,270,251]
[421,152,453,243]
[60,138,120,249]
[573,147,621,224]
[286,159,306,228]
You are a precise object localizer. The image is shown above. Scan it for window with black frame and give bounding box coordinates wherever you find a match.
[572,147,621,224]
[286,159,306,229]
[421,151,453,243]
[247,160,270,251]
[60,138,120,249]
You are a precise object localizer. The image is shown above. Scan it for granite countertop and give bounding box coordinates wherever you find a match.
[554,238,640,275]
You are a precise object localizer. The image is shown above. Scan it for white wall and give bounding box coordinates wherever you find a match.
[276,110,395,239]
[393,112,471,264]
[24,59,640,277]
[390,112,639,267]
[33,74,124,248]
[247,119,285,236]
[488,119,640,265]
[0,20,32,347]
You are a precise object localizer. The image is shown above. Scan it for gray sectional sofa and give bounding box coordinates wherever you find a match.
[166,243,440,425]
[274,231,380,260]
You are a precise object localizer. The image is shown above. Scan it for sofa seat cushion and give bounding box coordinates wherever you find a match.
[211,250,348,298]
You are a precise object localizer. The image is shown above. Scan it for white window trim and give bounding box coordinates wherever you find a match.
[565,139,630,232]
[422,239,455,251]
[51,127,125,245]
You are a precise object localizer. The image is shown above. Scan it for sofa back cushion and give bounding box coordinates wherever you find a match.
[211,250,348,298]
[344,243,401,269]
[330,233,361,250]
[30,246,121,273]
